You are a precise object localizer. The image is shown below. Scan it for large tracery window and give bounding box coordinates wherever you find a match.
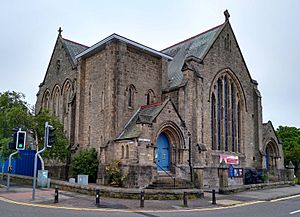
[211,72,243,153]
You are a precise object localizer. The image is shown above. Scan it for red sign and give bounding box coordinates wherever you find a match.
[220,154,239,165]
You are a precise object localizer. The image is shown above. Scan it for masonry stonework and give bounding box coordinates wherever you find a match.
[36,12,285,190]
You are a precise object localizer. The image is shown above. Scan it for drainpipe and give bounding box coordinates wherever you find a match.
[188,132,193,183]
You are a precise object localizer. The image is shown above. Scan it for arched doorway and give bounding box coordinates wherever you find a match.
[156,133,171,171]
[265,140,279,172]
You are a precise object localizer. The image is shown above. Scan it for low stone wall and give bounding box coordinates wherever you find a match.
[3,173,203,200]
[218,181,294,194]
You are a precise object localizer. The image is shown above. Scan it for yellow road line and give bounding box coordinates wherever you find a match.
[270,194,300,202]
[0,196,266,213]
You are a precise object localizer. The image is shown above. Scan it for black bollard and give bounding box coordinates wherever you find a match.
[54,187,59,203]
[140,190,145,208]
[212,189,216,205]
[183,191,188,207]
[96,188,100,206]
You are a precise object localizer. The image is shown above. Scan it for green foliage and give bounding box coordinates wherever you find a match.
[0,138,12,179]
[33,110,69,161]
[0,91,32,139]
[0,91,69,161]
[105,160,127,187]
[276,126,300,167]
[71,148,99,182]
[294,177,300,185]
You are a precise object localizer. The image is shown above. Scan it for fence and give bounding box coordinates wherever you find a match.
[0,150,41,176]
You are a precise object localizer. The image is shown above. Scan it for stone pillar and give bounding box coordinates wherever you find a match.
[218,159,228,194]
[287,161,295,181]
[296,164,300,180]
[193,167,204,189]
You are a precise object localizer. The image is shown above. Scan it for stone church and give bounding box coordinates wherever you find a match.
[36,11,285,189]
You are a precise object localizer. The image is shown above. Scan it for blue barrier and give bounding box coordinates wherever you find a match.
[0,150,41,177]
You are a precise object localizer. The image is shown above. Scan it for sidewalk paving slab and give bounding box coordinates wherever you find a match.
[1,183,300,210]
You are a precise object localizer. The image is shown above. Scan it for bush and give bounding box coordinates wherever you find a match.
[106,160,127,187]
[71,148,99,183]
[293,177,299,185]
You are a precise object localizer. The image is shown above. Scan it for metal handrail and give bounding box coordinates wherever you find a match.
[154,161,176,189]
[171,162,180,169]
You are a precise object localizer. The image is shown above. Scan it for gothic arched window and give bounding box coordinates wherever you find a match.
[210,71,244,153]
[127,84,136,108]
[52,85,61,117]
[217,78,222,150]
[121,145,124,159]
[62,80,72,114]
[231,83,235,152]
[211,93,216,150]
[42,90,51,110]
[146,89,155,105]
[126,145,129,159]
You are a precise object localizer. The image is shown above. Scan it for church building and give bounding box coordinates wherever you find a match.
[36,11,284,189]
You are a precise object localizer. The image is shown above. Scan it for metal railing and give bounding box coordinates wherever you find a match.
[154,162,176,189]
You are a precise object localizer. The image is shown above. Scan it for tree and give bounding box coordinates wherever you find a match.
[33,110,69,161]
[0,91,33,178]
[71,148,98,183]
[276,126,300,168]
[0,91,69,168]
[0,138,11,179]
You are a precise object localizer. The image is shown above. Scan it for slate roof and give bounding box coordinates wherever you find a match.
[162,24,224,88]
[63,38,89,65]
[116,101,168,140]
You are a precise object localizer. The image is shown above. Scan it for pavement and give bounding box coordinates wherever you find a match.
[1,181,300,211]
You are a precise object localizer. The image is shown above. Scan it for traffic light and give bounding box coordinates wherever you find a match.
[9,128,19,150]
[46,125,56,147]
[16,131,26,150]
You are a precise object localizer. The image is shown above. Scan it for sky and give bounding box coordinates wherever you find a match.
[0,0,299,129]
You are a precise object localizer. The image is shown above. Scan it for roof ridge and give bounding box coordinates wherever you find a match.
[161,23,224,52]
[141,102,162,109]
[62,37,89,48]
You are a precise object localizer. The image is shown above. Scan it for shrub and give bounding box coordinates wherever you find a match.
[293,177,299,185]
[71,148,99,183]
[105,160,127,187]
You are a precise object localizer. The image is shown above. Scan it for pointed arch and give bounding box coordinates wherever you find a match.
[42,89,51,111]
[146,89,155,105]
[211,93,216,150]
[126,84,136,108]
[62,79,72,114]
[51,85,61,117]
[156,121,185,166]
[209,68,245,153]
[126,145,129,159]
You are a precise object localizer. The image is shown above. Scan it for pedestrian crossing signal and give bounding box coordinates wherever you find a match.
[16,131,26,150]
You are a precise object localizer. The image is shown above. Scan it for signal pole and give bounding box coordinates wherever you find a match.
[7,128,22,191]
[32,122,48,200]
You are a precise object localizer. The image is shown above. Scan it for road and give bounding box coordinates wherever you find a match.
[1,195,300,217]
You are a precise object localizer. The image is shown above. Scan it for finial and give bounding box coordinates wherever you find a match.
[58,27,63,36]
[224,9,230,21]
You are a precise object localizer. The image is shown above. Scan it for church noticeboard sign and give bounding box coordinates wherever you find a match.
[228,165,243,178]
[220,154,239,165]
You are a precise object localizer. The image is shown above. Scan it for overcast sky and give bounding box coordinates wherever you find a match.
[0,0,299,128]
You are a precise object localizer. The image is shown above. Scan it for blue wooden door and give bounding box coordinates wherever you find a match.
[156,133,170,171]
[266,147,269,171]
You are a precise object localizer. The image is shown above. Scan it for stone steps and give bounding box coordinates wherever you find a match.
[147,176,193,189]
